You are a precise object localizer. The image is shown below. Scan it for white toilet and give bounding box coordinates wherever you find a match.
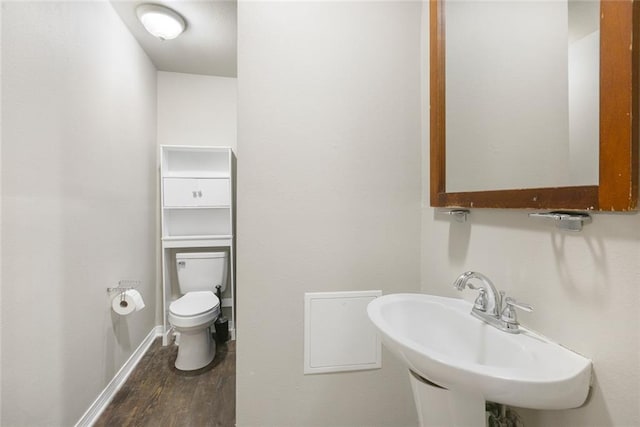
[169,251,228,371]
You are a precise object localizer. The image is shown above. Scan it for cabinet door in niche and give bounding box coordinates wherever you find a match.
[164,178,231,207]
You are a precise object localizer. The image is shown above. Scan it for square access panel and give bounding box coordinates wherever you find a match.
[304,290,382,374]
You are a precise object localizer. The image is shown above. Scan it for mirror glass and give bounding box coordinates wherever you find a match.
[445,0,600,193]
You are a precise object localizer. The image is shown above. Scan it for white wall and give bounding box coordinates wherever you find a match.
[236,1,422,426]
[157,71,237,150]
[420,212,640,426]
[420,213,640,426]
[0,2,3,421]
[1,2,157,425]
[421,3,640,427]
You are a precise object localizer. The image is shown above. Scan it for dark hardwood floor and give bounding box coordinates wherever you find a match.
[95,337,235,427]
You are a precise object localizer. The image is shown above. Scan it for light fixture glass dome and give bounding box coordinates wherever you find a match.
[136,4,186,41]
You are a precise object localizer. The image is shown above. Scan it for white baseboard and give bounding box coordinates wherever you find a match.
[162,325,174,346]
[75,326,163,427]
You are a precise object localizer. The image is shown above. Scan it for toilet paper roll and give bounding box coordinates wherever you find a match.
[126,289,146,312]
[112,290,145,316]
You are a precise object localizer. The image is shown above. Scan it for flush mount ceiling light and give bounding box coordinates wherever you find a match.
[136,4,186,41]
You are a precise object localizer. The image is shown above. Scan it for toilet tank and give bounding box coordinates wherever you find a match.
[175,252,228,294]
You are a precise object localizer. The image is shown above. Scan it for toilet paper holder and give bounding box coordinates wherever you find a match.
[107,280,141,301]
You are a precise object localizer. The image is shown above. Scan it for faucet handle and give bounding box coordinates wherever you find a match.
[473,289,487,311]
[500,297,533,331]
[504,297,533,313]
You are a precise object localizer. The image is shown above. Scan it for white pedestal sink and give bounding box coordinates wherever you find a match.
[367,294,592,427]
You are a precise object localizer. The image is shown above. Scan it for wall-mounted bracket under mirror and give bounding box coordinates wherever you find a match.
[529,211,592,232]
[437,209,470,223]
[430,0,639,211]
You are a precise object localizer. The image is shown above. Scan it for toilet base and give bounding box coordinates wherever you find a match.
[174,326,216,371]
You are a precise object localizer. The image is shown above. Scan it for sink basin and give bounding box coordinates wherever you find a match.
[367,293,592,410]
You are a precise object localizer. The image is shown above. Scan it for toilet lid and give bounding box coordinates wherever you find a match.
[169,291,219,317]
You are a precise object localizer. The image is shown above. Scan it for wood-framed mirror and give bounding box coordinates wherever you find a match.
[430,0,639,211]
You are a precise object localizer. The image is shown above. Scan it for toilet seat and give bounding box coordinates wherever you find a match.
[169,291,220,329]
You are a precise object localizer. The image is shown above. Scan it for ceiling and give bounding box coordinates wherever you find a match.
[110,0,237,77]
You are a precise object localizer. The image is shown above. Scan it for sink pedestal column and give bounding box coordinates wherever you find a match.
[409,371,485,427]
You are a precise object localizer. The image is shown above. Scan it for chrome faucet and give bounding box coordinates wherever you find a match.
[453,271,501,317]
[453,271,532,334]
